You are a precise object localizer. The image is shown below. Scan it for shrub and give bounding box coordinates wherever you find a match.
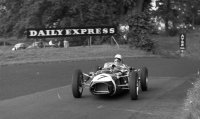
[128,35,156,52]
[124,11,156,52]
[0,41,12,46]
[168,28,178,36]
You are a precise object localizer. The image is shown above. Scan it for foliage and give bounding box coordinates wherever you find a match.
[126,4,156,51]
[0,0,156,51]
[0,0,120,37]
[153,0,200,35]
[168,27,178,36]
[183,78,200,119]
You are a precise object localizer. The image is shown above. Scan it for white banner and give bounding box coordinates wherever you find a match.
[27,26,116,38]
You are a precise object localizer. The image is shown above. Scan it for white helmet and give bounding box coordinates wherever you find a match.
[114,54,122,60]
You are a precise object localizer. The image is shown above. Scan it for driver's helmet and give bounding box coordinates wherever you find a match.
[114,54,122,66]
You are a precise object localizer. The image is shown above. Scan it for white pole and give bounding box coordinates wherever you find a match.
[90,36,92,47]
[180,49,185,57]
[111,36,119,49]
[88,37,90,46]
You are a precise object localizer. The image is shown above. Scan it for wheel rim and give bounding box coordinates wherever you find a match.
[136,80,139,95]
[146,77,148,88]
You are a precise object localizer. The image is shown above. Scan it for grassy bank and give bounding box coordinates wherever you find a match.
[152,29,200,60]
[182,77,200,119]
[1,28,200,65]
[0,45,155,65]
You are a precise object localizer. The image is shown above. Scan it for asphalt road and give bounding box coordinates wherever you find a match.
[0,57,200,119]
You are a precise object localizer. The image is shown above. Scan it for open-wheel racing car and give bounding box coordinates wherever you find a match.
[72,62,148,100]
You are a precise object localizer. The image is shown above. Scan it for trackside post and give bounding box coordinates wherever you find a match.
[179,33,186,57]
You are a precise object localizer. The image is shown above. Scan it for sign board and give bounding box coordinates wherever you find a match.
[179,33,186,50]
[27,26,116,38]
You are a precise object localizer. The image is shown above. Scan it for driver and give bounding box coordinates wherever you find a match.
[101,54,128,76]
[113,54,127,73]
[114,54,123,67]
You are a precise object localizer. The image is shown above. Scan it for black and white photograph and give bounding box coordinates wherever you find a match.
[0,0,200,119]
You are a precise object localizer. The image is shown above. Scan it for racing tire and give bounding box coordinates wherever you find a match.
[140,67,148,91]
[72,69,84,98]
[129,71,139,100]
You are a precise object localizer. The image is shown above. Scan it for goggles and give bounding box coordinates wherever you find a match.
[114,58,121,62]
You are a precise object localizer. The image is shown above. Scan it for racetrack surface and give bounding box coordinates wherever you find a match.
[0,57,200,119]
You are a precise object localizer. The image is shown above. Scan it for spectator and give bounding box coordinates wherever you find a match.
[38,39,44,48]
[49,40,55,47]
[64,40,69,48]
[12,43,26,51]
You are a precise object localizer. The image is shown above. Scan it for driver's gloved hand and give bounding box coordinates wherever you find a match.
[112,64,116,69]
[116,75,120,79]
[89,72,94,76]
[115,72,122,79]
[118,72,122,76]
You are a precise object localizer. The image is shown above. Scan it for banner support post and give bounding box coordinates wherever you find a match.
[111,36,119,49]
[90,36,92,47]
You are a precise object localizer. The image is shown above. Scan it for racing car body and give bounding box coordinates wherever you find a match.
[72,62,148,100]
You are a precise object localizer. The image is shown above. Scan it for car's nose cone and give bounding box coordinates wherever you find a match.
[90,74,116,95]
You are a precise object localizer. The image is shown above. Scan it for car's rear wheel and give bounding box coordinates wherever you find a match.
[140,67,148,91]
[72,69,84,98]
[129,71,139,100]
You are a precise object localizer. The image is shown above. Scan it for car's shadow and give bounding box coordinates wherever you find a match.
[93,90,130,100]
[81,87,154,100]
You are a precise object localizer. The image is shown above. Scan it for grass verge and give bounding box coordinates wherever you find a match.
[1,29,200,65]
[0,45,156,65]
[182,76,200,119]
[152,29,200,60]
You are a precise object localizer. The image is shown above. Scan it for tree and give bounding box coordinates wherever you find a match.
[153,0,200,34]
[0,0,155,51]
[125,0,155,51]
[179,0,200,26]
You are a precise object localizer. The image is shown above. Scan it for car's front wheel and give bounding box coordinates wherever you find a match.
[72,69,84,98]
[140,67,148,91]
[129,71,139,100]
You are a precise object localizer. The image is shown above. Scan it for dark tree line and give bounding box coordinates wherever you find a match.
[0,0,156,51]
[154,0,200,34]
[0,0,150,37]
[0,0,199,37]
